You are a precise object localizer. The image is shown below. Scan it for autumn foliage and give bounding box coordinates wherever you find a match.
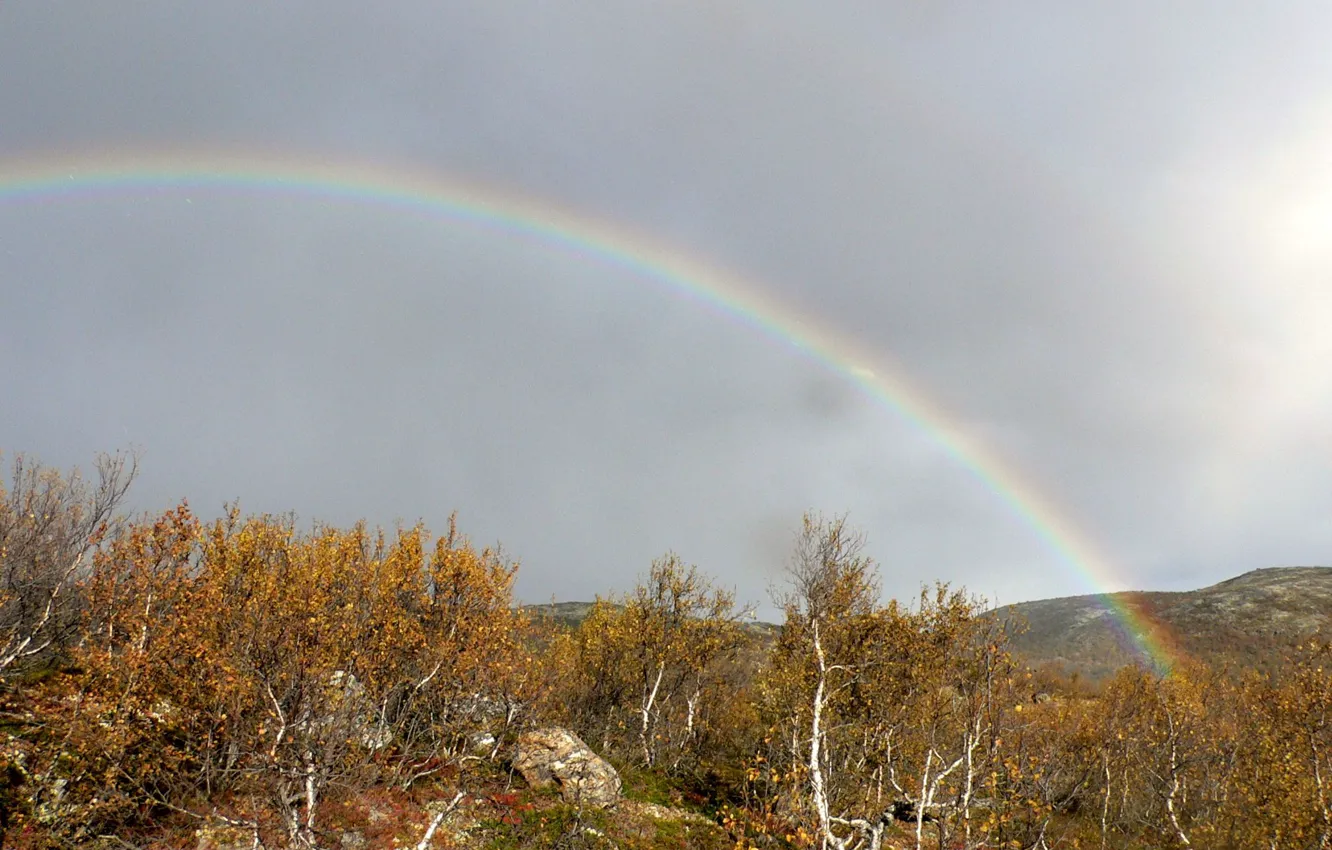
[544,554,750,775]
[0,454,1329,849]
[56,506,531,845]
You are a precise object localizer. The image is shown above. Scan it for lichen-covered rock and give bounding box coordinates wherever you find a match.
[338,830,367,849]
[469,730,498,755]
[194,822,253,850]
[320,670,392,750]
[513,728,621,808]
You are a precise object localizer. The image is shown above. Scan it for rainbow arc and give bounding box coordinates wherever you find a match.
[0,150,1181,671]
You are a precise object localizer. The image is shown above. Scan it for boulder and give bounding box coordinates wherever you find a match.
[513,728,621,808]
[298,670,391,750]
[469,730,498,755]
[338,830,367,849]
[195,822,253,850]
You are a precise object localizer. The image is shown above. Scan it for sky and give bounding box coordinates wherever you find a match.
[2,3,1330,615]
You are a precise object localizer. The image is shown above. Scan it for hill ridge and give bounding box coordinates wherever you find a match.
[524,567,1332,680]
[996,565,1332,679]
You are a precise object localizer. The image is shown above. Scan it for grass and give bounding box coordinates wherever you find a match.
[618,764,684,807]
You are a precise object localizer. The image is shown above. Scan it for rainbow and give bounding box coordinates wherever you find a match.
[0,150,1181,671]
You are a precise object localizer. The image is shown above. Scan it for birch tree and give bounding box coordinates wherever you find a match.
[551,553,746,772]
[0,450,136,675]
[762,514,1030,850]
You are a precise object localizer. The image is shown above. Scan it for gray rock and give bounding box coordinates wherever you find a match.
[469,730,498,755]
[513,728,621,808]
[300,670,391,750]
[194,822,252,850]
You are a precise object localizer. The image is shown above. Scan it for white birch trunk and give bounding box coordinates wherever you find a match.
[640,661,665,766]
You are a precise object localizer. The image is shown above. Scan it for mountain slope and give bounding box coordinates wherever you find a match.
[524,568,1332,681]
[995,566,1332,679]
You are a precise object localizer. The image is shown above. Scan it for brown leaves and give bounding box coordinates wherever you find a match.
[547,553,749,771]
[25,503,531,843]
[9,472,1332,848]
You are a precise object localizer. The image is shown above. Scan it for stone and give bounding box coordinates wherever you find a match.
[194,822,252,850]
[512,728,621,808]
[299,670,391,750]
[469,730,498,755]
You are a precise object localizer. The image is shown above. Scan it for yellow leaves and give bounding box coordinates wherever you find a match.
[66,503,532,813]
[548,552,747,767]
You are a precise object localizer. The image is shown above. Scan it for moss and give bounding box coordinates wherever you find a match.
[618,765,681,807]
[478,801,612,850]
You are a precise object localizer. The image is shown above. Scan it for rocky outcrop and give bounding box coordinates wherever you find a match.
[301,670,391,750]
[512,728,620,808]
[194,822,254,850]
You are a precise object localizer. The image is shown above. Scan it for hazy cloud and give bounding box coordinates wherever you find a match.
[2,2,1330,614]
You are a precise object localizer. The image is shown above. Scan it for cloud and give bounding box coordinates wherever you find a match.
[2,2,1331,611]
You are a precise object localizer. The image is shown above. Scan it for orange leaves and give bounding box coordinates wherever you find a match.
[20,479,1332,847]
[755,513,1046,849]
[31,502,532,840]
[546,553,749,772]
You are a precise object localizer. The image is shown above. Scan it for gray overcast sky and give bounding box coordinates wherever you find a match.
[2,3,1330,613]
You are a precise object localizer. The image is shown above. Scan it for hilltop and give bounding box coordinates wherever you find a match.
[521,599,602,629]
[520,599,782,641]
[527,567,1332,681]
[995,566,1332,679]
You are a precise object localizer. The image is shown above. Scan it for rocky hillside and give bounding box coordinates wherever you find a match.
[522,600,602,629]
[994,566,1332,680]
[521,599,781,641]
[526,568,1332,682]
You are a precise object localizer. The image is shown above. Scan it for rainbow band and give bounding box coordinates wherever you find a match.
[0,151,1178,671]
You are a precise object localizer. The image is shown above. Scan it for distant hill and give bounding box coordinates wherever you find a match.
[994,567,1332,680]
[528,568,1332,681]
[519,599,781,641]
[521,600,602,629]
